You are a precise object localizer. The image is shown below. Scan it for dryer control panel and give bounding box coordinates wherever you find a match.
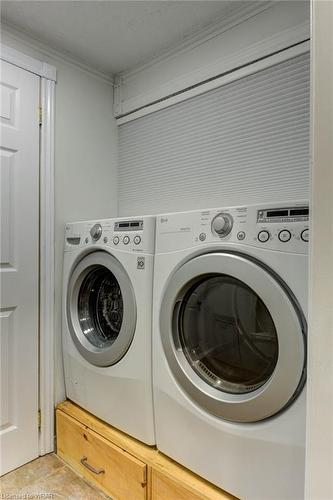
[156,201,309,254]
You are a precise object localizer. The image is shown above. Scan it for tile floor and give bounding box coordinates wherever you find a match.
[0,454,108,499]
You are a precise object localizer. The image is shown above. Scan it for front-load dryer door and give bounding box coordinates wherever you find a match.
[160,252,306,422]
[67,251,136,367]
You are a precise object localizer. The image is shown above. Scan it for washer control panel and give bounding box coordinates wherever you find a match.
[64,216,155,254]
[155,201,309,254]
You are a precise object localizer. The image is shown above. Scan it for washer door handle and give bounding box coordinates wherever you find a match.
[80,456,105,475]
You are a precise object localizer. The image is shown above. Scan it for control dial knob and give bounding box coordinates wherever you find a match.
[90,223,102,241]
[211,213,233,237]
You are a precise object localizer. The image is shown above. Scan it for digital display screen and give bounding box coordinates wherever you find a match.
[115,220,143,231]
[266,210,289,217]
[258,206,309,222]
[290,208,309,216]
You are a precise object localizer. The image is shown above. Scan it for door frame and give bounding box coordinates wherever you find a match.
[305,1,333,498]
[1,44,56,455]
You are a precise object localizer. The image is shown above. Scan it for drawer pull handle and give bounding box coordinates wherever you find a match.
[80,456,105,475]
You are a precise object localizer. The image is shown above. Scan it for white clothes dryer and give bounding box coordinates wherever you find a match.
[62,216,155,444]
[153,202,308,499]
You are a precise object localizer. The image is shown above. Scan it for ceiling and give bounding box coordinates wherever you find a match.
[1,1,253,76]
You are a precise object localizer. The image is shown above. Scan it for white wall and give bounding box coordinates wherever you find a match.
[1,30,118,405]
[305,1,333,498]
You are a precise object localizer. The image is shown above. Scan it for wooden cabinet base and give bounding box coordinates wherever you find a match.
[56,401,236,500]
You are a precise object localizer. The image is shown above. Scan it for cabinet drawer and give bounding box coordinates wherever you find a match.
[57,410,147,500]
[151,469,232,500]
[151,470,205,500]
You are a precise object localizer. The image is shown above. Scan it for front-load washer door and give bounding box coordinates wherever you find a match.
[67,251,136,367]
[160,252,306,422]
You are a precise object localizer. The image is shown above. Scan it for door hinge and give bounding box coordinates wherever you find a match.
[39,106,42,126]
[38,409,42,430]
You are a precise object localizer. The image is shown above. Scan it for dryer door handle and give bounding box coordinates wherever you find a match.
[172,300,183,350]
[80,456,105,475]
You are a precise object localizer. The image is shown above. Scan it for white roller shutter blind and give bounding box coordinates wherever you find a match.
[118,53,310,216]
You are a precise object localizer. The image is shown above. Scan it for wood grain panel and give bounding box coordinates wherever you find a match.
[57,402,236,499]
[57,400,155,464]
[151,469,205,500]
[57,410,147,500]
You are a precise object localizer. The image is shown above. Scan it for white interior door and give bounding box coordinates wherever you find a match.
[0,60,40,475]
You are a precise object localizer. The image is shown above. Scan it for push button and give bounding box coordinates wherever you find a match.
[258,230,270,243]
[237,231,246,241]
[278,230,291,242]
[113,236,119,245]
[301,229,309,242]
[134,235,141,245]
[199,233,206,241]
[123,235,130,245]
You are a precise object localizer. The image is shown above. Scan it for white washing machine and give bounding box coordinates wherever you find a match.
[153,202,308,499]
[62,216,155,444]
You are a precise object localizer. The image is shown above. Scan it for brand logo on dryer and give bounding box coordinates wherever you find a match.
[137,257,145,270]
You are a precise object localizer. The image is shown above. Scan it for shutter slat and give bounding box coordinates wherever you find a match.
[119,53,310,215]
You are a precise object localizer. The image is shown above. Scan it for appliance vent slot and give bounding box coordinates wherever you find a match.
[198,361,218,383]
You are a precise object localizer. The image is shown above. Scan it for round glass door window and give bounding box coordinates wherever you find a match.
[161,251,306,421]
[67,251,137,367]
[177,275,278,394]
[77,266,123,349]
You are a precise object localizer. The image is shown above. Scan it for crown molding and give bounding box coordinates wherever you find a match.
[1,23,114,85]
